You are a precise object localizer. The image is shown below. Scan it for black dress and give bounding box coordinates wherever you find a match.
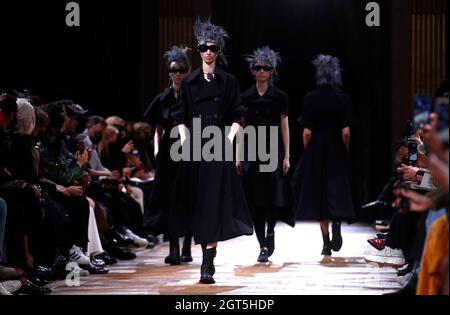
[168,67,254,244]
[292,84,355,221]
[241,85,295,227]
[143,87,179,234]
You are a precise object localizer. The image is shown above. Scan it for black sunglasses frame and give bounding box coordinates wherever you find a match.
[252,65,274,72]
[197,44,221,53]
[168,68,188,74]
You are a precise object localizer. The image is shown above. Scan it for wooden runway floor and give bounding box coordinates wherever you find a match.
[49,222,404,295]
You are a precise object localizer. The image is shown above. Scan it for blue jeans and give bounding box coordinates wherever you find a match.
[0,197,6,262]
[426,208,447,232]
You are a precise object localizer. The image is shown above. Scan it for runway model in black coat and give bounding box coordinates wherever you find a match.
[292,55,355,256]
[143,46,193,265]
[241,47,294,263]
[168,19,253,284]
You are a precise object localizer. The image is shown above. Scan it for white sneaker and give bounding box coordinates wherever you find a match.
[69,245,91,265]
[364,246,406,265]
[124,229,149,248]
[0,282,12,295]
[0,280,22,295]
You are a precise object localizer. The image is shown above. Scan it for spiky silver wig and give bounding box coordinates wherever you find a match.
[194,18,229,68]
[245,46,281,72]
[193,17,229,48]
[164,46,190,69]
[312,54,342,86]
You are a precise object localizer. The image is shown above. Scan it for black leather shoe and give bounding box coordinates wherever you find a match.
[104,229,134,247]
[94,252,117,265]
[200,247,216,284]
[257,248,269,263]
[16,280,51,295]
[107,246,136,260]
[79,262,109,274]
[267,232,275,257]
[25,274,48,287]
[331,221,343,252]
[90,257,107,268]
[24,265,52,282]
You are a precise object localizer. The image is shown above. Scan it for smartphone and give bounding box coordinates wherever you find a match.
[405,120,415,139]
[413,95,432,130]
[408,142,418,164]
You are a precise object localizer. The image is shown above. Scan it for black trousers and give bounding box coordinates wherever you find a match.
[1,181,43,267]
[254,206,276,249]
[51,192,90,252]
[385,209,420,262]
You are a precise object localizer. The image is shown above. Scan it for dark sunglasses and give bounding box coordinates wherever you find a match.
[252,65,273,72]
[197,44,221,53]
[168,67,188,74]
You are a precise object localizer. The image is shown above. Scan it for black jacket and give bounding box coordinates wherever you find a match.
[171,67,246,127]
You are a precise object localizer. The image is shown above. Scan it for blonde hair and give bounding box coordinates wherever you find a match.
[98,125,119,159]
[106,116,125,127]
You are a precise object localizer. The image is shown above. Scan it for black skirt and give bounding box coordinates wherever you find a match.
[168,126,254,244]
[243,140,295,227]
[292,128,355,221]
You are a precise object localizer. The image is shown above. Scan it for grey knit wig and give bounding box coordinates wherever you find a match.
[312,54,342,86]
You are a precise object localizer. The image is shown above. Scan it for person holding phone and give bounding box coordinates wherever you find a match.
[292,55,355,256]
[240,47,294,263]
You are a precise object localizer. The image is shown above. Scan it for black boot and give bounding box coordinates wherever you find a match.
[257,248,269,263]
[267,232,275,257]
[331,221,343,252]
[200,246,216,284]
[164,239,181,265]
[321,233,332,256]
[181,236,193,263]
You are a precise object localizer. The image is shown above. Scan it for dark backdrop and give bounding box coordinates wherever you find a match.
[0,0,152,119]
[0,0,393,220]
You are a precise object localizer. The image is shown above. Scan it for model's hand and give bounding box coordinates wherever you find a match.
[282,157,290,175]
